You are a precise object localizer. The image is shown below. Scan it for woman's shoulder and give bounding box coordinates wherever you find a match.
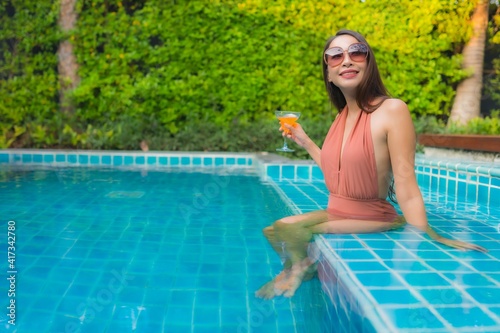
[380,98,408,110]
[375,98,410,118]
[371,98,412,131]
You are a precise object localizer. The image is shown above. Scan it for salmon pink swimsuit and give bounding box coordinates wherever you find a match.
[320,109,398,222]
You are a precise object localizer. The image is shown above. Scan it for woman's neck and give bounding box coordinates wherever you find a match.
[344,96,361,115]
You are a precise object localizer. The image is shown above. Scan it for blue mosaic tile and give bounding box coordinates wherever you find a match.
[282,165,294,179]
[203,157,212,166]
[446,273,497,286]
[430,177,438,191]
[214,157,223,166]
[384,260,429,271]
[383,307,446,329]
[67,154,77,163]
[33,154,43,163]
[181,156,190,165]
[424,260,473,272]
[435,306,497,328]
[438,177,446,191]
[466,287,500,304]
[113,155,123,165]
[345,261,387,271]
[90,155,99,164]
[467,260,500,272]
[355,272,406,287]
[370,288,420,305]
[43,154,54,163]
[457,181,467,196]
[124,156,134,165]
[312,166,324,180]
[22,154,32,162]
[147,156,157,165]
[447,179,456,196]
[102,155,111,165]
[135,156,145,165]
[170,156,179,166]
[192,157,202,166]
[267,165,280,179]
[0,153,8,163]
[418,288,473,305]
[492,177,500,187]
[237,157,246,165]
[79,155,89,164]
[296,166,310,180]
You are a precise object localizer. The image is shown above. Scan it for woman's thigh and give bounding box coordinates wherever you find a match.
[277,210,330,229]
[310,216,406,234]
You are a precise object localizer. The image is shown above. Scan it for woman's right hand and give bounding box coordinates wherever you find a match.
[283,123,312,149]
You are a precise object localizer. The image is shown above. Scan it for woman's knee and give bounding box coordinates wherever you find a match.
[273,219,285,229]
[262,225,274,238]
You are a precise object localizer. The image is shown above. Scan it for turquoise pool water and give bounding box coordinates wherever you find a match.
[0,164,327,332]
[1,150,499,333]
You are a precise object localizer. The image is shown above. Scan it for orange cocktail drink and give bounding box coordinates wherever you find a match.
[277,114,299,135]
[275,111,301,152]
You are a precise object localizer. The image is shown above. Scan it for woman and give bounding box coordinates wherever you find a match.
[256,30,487,300]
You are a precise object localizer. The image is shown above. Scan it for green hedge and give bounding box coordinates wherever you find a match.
[0,0,490,151]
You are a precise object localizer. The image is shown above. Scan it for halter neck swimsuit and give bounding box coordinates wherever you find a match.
[320,108,398,222]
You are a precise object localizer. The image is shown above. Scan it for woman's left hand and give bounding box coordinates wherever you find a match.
[426,226,488,253]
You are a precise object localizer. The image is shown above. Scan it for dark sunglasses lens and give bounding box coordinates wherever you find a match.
[348,44,368,62]
[325,48,343,66]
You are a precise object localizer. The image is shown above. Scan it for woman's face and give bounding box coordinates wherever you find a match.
[325,35,367,92]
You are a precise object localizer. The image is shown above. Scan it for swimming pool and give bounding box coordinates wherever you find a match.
[0,157,330,332]
[1,149,499,332]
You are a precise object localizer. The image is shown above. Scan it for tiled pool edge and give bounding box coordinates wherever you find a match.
[0,149,255,168]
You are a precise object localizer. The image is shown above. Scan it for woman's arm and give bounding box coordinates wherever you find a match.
[385,100,487,252]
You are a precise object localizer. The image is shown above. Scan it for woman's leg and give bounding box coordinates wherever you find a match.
[260,214,406,298]
[256,210,330,299]
[263,210,330,267]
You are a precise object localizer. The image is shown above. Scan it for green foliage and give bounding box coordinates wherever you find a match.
[0,0,495,151]
[446,111,500,135]
[415,111,500,135]
[0,0,60,148]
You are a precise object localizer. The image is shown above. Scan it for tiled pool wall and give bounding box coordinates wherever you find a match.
[3,149,500,332]
[3,150,497,206]
[414,156,500,209]
[260,155,500,210]
[0,149,254,168]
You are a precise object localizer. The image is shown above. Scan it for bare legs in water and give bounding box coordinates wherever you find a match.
[255,211,406,299]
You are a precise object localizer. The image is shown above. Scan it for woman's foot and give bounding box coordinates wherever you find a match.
[255,269,291,299]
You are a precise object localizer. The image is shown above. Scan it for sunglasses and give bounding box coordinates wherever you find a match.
[324,43,369,67]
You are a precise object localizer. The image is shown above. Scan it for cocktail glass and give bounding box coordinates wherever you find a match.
[275,111,301,152]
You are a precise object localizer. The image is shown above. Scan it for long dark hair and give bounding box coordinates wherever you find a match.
[322,29,390,113]
[322,30,397,202]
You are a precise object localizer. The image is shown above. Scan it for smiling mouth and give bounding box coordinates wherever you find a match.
[340,70,359,76]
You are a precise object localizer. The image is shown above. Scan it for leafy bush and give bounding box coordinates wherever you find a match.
[415,111,500,135]
[0,0,493,150]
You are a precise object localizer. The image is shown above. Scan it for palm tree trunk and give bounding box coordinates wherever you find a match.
[448,0,489,126]
[57,0,79,114]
